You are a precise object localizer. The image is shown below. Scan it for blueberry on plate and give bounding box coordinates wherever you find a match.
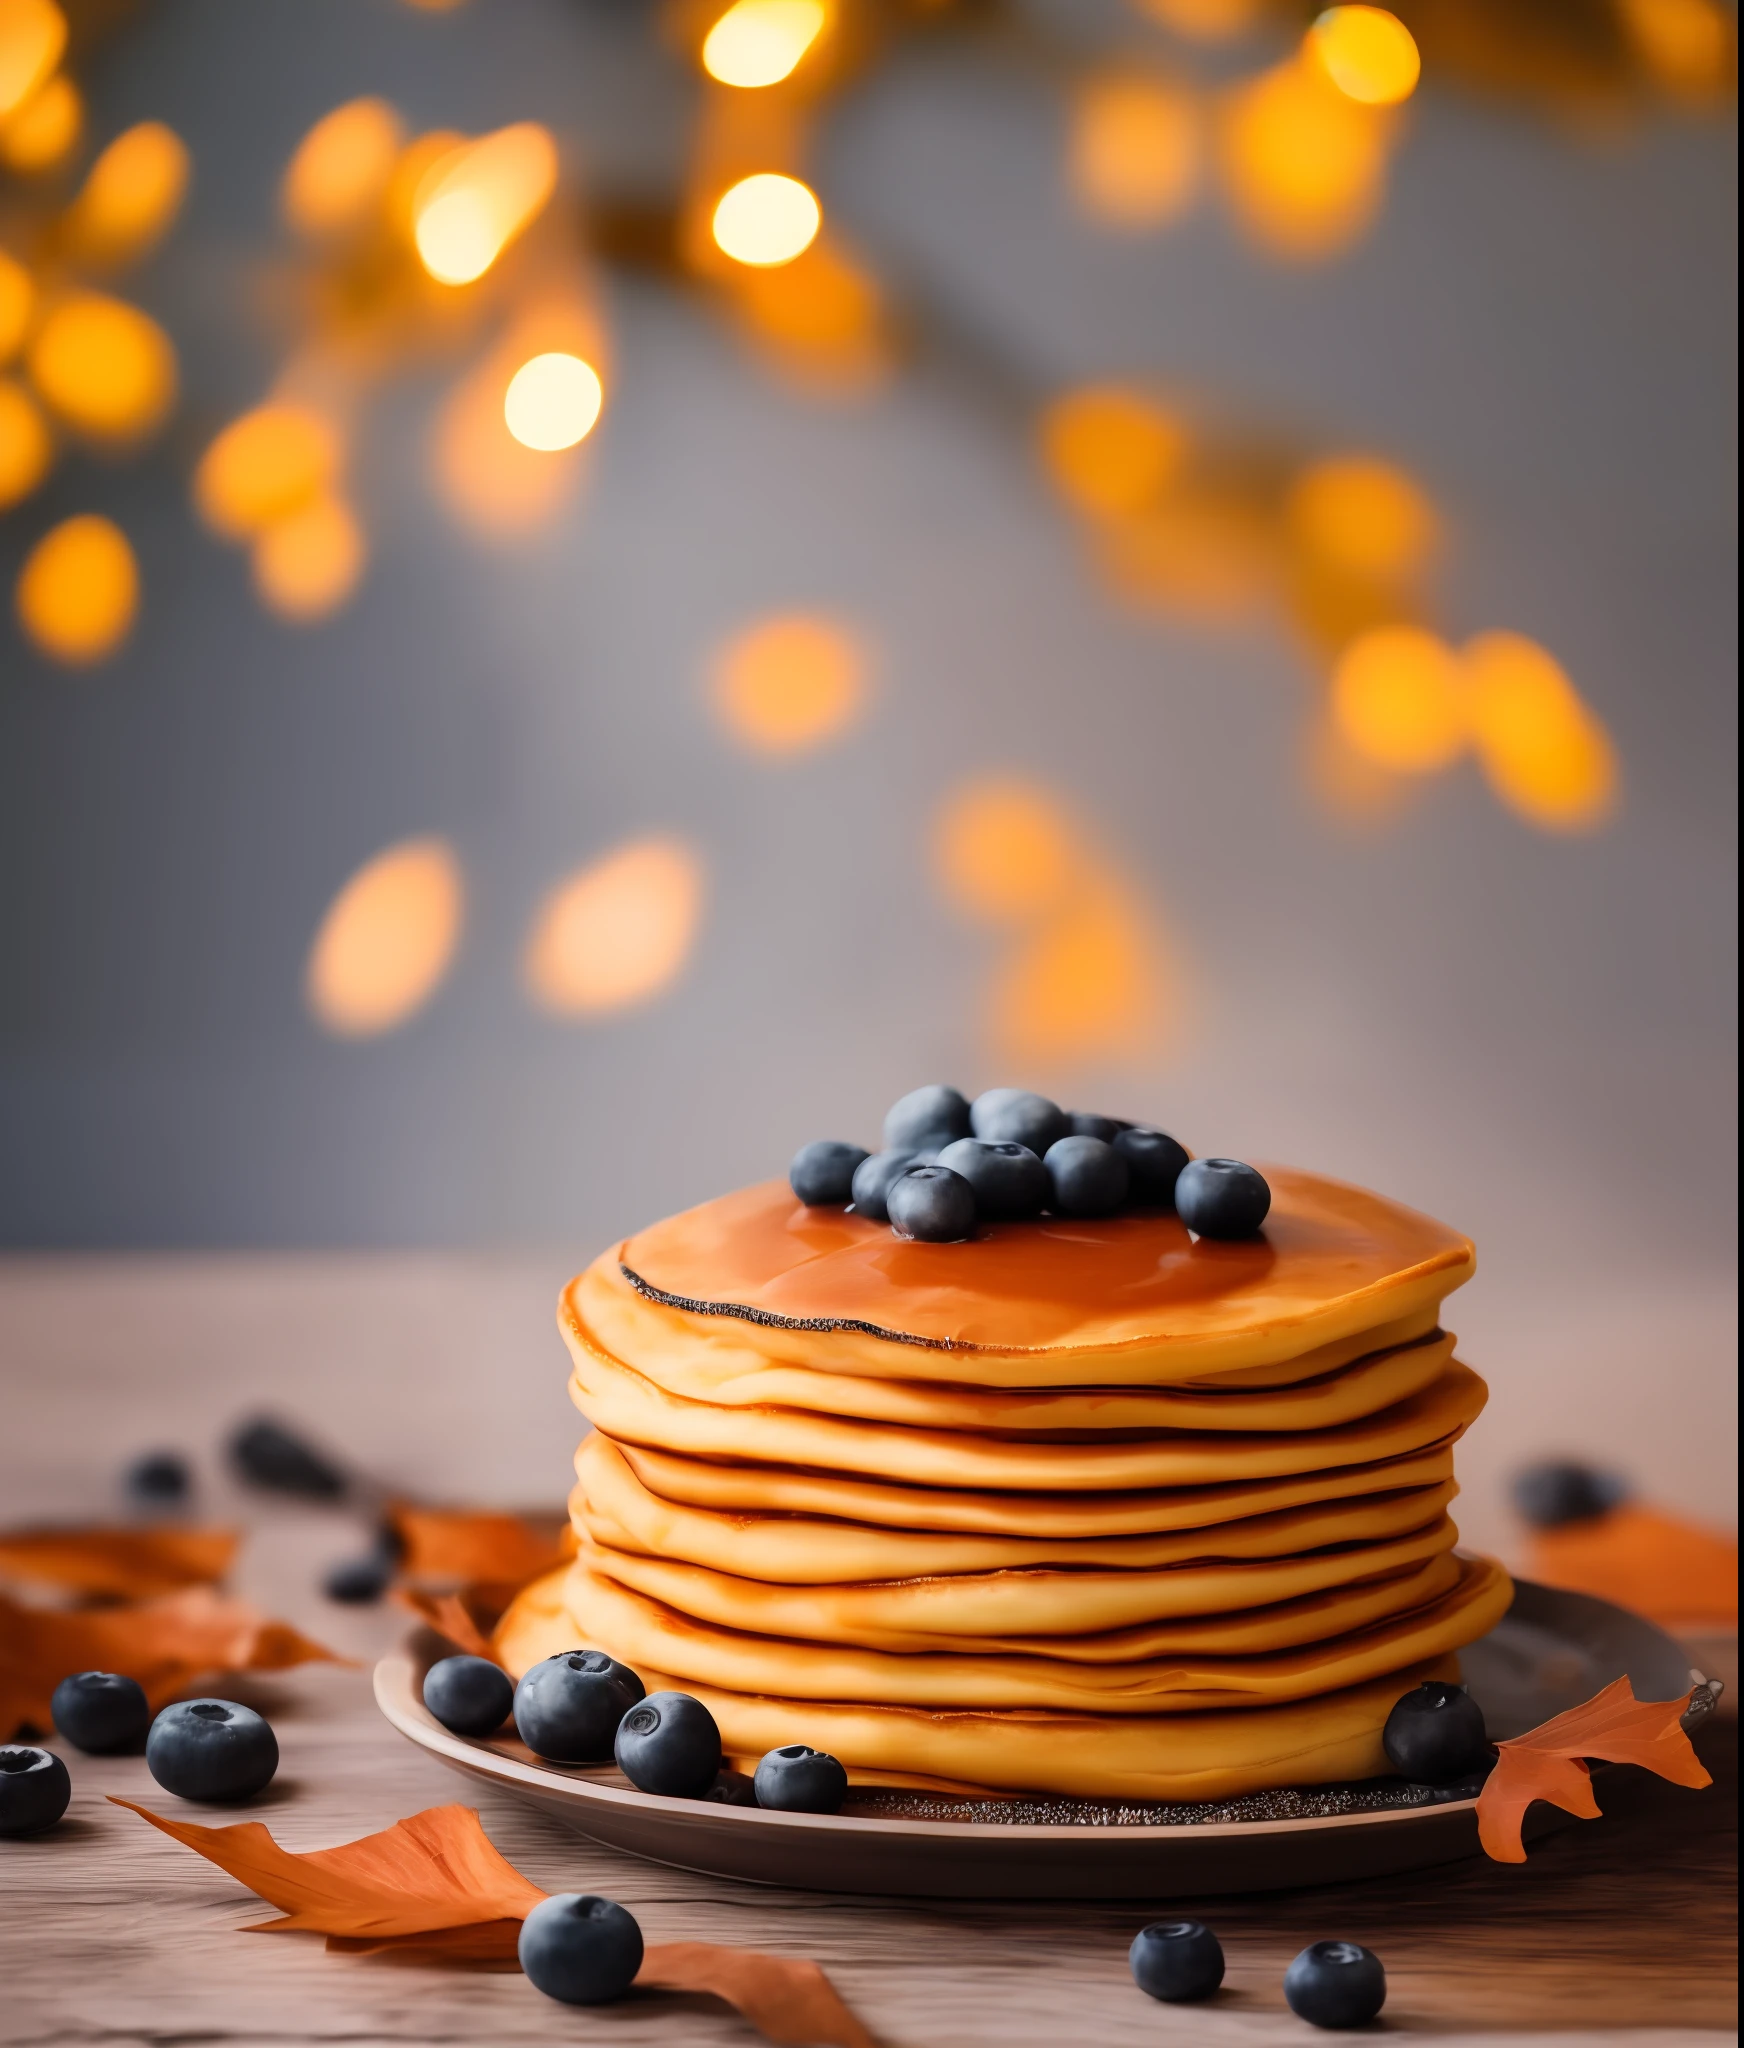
[423,1655,515,1737]
[323,1551,392,1604]
[703,1768,760,1806]
[0,1746,72,1836]
[935,1138,1048,1221]
[970,1088,1068,1156]
[1283,1940,1386,2029]
[1129,1919,1225,2002]
[1066,1111,1130,1143]
[1511,1460,1628,1529]
[753,1744,848,1814]
[882,1084,972,1155]
[518,1893,644,2005]
[1113,1127,1191,1205]
[614,1691,722,1798]
[1382,1680,1490,1784]
[1175,1157,1270,1238]
[1043,1135,1129,1217]
[125,1450,190,1504]
[146,1699,278,1803]
[886,1164,977,1243]
[849,1148,922,1222]
[227,1417,348,1500]
[51,1671,150,1754]
[789,1139,870,1207]
[515,1650,645,1763]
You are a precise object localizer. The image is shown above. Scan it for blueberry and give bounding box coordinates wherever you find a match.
[1283,1940,1386,2029]
[935,1138,1048,1221]
[146,1699,278,1803]
[1511,1460,1628,1529]
[125,1450,190,1504]
[517,1893,644,2005]
[423,1655,515,1737]
[1129,1919,1225,2003]
[1066,1111,1130,1143]
[515,1650,645,1763]
[882,1084,972,1154]
[1042,1135,1129,1217]
[323,1552,392,1604]
[753,1744,848,1814]
[614,1691,722,1798]
[789,1139,869,1207]
[228,1417,347,1500]
[849,1148,922,1222]
[50,1671,150,1754]
[886,1164,976,1243]
[703,1768,760,1806]
[0,1746,72,1836]
[1381,1681,1489,1784]
[970,1088,1068,1155]
[1175,1158,1270,1238]
[1113,1127,1191,1206]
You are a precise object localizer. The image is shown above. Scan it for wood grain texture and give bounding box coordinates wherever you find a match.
[1,1257,1737,2046]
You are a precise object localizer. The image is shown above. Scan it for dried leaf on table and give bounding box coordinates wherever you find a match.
[0,1524,240,1598]
[640,1940,880,2048]
[1476,1675,1713,1863]
[2,1586,341,1739]
[395,1584,512,1663]
[390,1506,572,1587]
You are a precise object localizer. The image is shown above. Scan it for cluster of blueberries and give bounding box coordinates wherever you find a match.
[790,1084,1272,1243]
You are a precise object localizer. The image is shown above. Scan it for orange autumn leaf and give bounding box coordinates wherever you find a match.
[1476,1676,1713,1863]
[1528,1504,1738,1632]
[1,1586,341,1739]
[390,1506,573,1586]
[0,1524,239,1599]
[640,1941,880,2048]
[395,1585,502,1664]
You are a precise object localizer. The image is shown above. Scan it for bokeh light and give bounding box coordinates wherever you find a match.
[0,374,53,508]
[1132,0,1265,39]
[306,837,464,1037]
[1307,7,1422,108]
[64,121,191,268]
[281,97,403,239]
[1286,454,1438,580]
[412,122,557,285]
[0,247,31,361]
[524,836,705,1017]
[15,512,138,665]
[1219,58,1390,260]
[1038,386,1188,520]
[990,870,1167,1070]
[1331,625,1468,773]
[1465,631,1618,832]
[503,351,603,452]
[934,778,1081,925]
[728,236,891,391]
[26,291,177,443]
[252,493,366,623]
[0,65,77,170]
[709,612,868,756]
[1615,0,1734,103]
[1068,73,1201,231]
[434,333,593,538]
[702,0,828,89]
[1101,490,1275,620]
[711,172,821,267]
[0,0,64,122]
[194,403,341,539]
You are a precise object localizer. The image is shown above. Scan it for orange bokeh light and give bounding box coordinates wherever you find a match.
[702,0,829,88]
[0,373,52,507]
[0,66,78,170]
[711,172,821,267]
[989,870,1167,1069]
[524,837,706,1017]
[15,511,137,664]
[1287,454,1438,580]
[1219,58,1390,260]
[503,351,603,452]
[1038,386,1188,520]
[412,122,557,285]
[934,779,1082,926]
[1307,7,1421,107]
[306,837,464,1037]
[26,291,176,443]
[1465,631,1619,832]
[1331,626,1467,773]
[194,402,341,540]
[1617,0,1735,101]
[1068,73,1201,231]
[1132,0,1265,40]
[64,121,190,268]
[0,0,65,122]
[252,493,367,623]
[281,97,404,239]
[710,612,868,756]
[0,247,31,362]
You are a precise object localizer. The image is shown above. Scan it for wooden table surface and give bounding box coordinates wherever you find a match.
[1,1256,1737,2048]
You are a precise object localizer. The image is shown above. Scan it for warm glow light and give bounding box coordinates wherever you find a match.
[1220,58,1389,259]
[307,838,464,1037]
[252,493,366,622]
[990,870,1166,1068]
[1465,631,1618,832]
[730,236,888,390]
[1133,0,1264,40]
[0,66,77,169]
[524,837,705,1017]
[710,613,868,755]
[711,173,821,267]
[433,337,592,538]
[194,403,341,540]
[702,0,828,87]
[1307,7,1421,107]
[15,512,137,664]
[1617,0,1735,101]
[281,97,403,238]
[1287,455,1438,580]
[934,779,1082,925]
[1331,626,1467,773]
[1068,73,1201,230]
[64,122,191,267]
[0,247,30,362]
[26,292,177,442]
[0,374,52,507]
[0,0,64,121]
[1102,492,1274,620]
[503,351,602,451]
[1039,386,1188,520]
[412,122,557,285]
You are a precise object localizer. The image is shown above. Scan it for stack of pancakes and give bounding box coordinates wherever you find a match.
[497,1167,1511,1801]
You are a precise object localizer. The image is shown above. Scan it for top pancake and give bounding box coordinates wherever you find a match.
[612,1167,1474,1383]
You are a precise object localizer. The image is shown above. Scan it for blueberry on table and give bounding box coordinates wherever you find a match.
[970,1088,1068,1156]
[1113,1127,1191,1205]
[1283,1941,1386,2029]
[1382,1680,1490,1783]
[0,1746,71,1836]
[51,1671,150,1754]
[886,1164,977,1243]
[515,1650,645,1763]
[518,1893,644,2005]
[753,1744,849,1814]
[935,1138,1048,1221]
[882,1084,972,1154]
[1043,1135,1129,1217]
[1066,1111,1130,1143]
[615,1691,722,1798]
[146,1699,278,1803]
[849,1148,922,1221]
[423,1655,515,1737]
[227,1417,348,1500]
[323,1552,392,1604]
[1175,1157,1271,1238]
[1511,1460,1628,1529]
[125,1450,190,1504]
[789,1139,870,1207]
[1129,1919,1225,2002]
